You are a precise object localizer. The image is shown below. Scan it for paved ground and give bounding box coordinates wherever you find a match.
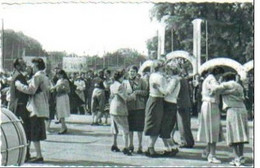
[22,114,254,167]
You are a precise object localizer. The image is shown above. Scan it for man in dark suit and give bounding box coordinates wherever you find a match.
[176,71,194,148]
[8,58,31,161]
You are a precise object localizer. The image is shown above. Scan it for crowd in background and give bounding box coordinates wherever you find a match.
[0,57,254,166]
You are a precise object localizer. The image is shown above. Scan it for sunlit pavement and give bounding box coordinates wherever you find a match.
[22,114,254,167]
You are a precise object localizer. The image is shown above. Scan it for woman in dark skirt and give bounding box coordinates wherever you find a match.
[158,64,181,156]
[123,66,148,153]
[144,60,167,157]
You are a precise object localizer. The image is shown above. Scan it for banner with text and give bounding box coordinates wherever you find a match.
[63,57,87,72]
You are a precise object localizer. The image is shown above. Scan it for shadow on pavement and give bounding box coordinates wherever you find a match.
[45,139,99,144]
[41,160,137,166]
[191,144,253,152]
[48,128,112,137]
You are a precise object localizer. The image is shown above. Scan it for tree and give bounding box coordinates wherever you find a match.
[85,48,146,71]
[3,29,48,71]
[147,3,253,64]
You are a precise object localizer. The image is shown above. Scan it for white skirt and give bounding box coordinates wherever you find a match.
[197,101,224,143]
[110,115,129,135]
[226,107,249,146]
[56,94,71,119]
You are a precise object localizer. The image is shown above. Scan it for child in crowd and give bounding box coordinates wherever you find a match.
[91,81,106,125]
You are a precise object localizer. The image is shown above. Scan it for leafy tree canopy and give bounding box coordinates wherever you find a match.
[85,48,146,71]
[147,3,253,64]
[3,29,48,71]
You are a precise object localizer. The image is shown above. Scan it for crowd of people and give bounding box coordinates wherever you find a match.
[0,57,251,166]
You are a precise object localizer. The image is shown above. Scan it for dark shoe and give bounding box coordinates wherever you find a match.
[55,120,61,124]
[29,157,44,163]
[145,147,158,158]
[58,128,67,134]
[171,148,179,156]
[111,145,120,152]
[173,140,179,145]
[162,150,172,157]
[122,148,132,156]
[201,149,209,159]
[239,156,246,164]
[129,146,134,153]
[137,148,143,154]
[91,122,100,126]
[179,144,193,148]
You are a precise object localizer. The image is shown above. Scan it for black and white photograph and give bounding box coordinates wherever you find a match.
[0,0,255,167]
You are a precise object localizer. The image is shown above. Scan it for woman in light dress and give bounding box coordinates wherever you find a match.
[51,69,71,134]
[197,67,224,164]
[109,70,132,156]
[219,73,249,166]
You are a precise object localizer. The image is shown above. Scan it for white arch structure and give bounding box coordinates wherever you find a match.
[243,60,254,72]
[138,60,154,76]
[139,51,253,81]
[199,58,247,81]
[166,50,197,75]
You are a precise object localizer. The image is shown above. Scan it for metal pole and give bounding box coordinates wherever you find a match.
[117,54,118,68]
[157,29,161,60]
[205,20,208,61]
[171,28,174,52]
[95,56,97,70]
[1,19,4,71]
[192,20,198,74]
[103,50,105,69]
[103,56,106,69]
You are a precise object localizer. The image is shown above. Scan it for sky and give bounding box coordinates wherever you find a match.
[2,3,158,56]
